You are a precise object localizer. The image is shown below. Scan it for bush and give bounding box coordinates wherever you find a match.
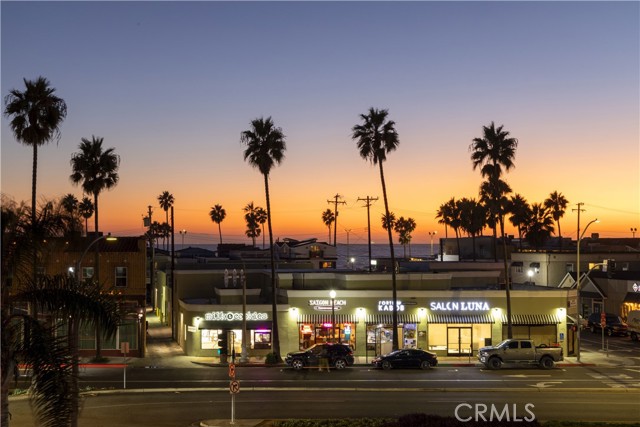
[381,413,540,427]
[265,352,280,365]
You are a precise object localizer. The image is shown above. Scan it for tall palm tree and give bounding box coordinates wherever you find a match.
[470,121,518,338]
[544,191,569,248]
[436,199,454,239]
[255,207,267,249]
[508,194,531,249]
[61,193,81,236]
[4,76,67,283]
[209,204,226,245]
[241,116,286,361]
[69,136,120,358]
[157,191,174,250]
[321,209,335,244]
[352,107,401,350]
[524,203,555,249]
[243,202,260,247]
[78,196,94,237]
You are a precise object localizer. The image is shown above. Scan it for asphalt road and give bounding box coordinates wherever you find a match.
[7,389,640,427]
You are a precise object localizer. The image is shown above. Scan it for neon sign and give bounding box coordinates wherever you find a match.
[204,311,268,321]
[378,300,405,312]
[429,301,490,311]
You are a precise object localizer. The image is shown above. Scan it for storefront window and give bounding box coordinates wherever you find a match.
[403,324,417,348]
[254,330,272,349]
[298,323,355,350]
[201,329,217,350]
[504,325,557,346]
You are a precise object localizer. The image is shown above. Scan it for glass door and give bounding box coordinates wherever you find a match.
[447,326,472,355]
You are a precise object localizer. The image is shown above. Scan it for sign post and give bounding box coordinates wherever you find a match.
[600,312,606,351]
[229,363,239,424]
[120,342,130,389]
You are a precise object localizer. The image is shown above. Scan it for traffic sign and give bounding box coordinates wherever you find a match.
[229,380,240,394]
[600,312,606,328]
[228,363,236,379]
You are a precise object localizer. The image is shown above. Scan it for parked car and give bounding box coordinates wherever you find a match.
[587,312,628,337]
[477,339,563,370]
[372,349,438,370]
[625,310,640,341]
[285,343,354,370]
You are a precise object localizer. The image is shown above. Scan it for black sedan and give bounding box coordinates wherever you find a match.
[372,349,438,370]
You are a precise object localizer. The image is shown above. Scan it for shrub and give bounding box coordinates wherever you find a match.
[265,352,279,365]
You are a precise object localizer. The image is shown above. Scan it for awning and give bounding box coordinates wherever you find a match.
[298,313,358,324]
[426,313,494,324]
[502,314,561,325]
[623,292,640,303]
[198,320,272,330]
[365,314,419,325]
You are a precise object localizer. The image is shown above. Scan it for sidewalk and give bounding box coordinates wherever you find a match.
[84,311,635,369]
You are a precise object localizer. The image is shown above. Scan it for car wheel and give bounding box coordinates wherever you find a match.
[631,332,638,341]
[291,359,304,371]
[606,328,613,337]
[539,356,554,370]
[420,360,432,370]
[334,359,347,370]
[382,360,392,370]
[488,357,502,370]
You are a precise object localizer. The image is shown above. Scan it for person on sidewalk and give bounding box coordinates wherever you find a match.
[318,347,330,372]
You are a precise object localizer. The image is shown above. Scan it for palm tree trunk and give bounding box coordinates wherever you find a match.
[492,223,498,262]
[32,144,38,286]
[94,194,102,359]
[263,174,280,361]
[472,234,477,261]
[557,220,563,250]
[69,317,80,427]
[262,224,266,249]
[500,215,513,339]
[218,223,223,245]
[379,162,399,351]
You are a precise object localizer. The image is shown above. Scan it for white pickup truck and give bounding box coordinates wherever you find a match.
[477,339,563,370]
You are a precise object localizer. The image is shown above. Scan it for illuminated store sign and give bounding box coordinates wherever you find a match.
[429,301,490,311]
[378,300,405,312]
[204,311,268,321]
[309,299,347,306]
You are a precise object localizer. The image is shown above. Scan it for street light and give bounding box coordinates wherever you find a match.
[428,231,437,258]
[75,233,117,281]
[576,218,599,363]
[632,227,637,238]
[329,290,336,343]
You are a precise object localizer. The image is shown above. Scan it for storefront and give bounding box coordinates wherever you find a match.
[178,300,277,358]
[285,289,568,358]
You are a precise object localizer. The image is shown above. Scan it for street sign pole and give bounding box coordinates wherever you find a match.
[229,363,239,424]
[120,342,130,389]
[601,312,606,351]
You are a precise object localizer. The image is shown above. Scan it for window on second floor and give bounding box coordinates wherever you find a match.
[82,267,94,280]
[115,266,127,287]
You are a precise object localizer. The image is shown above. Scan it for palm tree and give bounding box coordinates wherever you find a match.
[508,194,531,249]
[435,201,454,239]
[1,197,119,427]
[69,135,120,358]
[352,107,401,350]
[78,196,94,237]
[544,191,569,248]
[241,116,286,361]
[393,216,416,258]
[459,198,486,261]
[321,209,335,244]
[4,76,68,283]
[209,204,226,245]
[243,202,260,247]
[470,121,518,338]
[61,193,81,236]
[157,191,174,250]
[255,207,267,249]
[524,203,555,249]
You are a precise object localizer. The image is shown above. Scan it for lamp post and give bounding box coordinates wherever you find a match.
[632,228,637,238]
[329,290,336,343]
[576,218,599,363]
[75,233,117,281]
[240,268,249,363]
[428,231,437,258]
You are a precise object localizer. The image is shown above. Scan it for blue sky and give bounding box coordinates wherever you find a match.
[2,1,638,244]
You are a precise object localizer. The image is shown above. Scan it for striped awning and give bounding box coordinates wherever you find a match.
[365,314,420,325]
[502,314,561,325]
[298,313,358,324]
[426,313,494,324]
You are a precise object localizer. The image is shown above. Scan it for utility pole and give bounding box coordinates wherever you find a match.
[344,228,352,269]
[327,194,346,247]
[357,196,378,273]
[147,205,155,318]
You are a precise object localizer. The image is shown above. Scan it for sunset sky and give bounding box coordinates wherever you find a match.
[2,1,638,246]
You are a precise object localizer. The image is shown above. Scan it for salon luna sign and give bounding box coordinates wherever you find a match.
[430,301,490,311]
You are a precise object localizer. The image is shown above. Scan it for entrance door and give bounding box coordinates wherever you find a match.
[447,327,472,356]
